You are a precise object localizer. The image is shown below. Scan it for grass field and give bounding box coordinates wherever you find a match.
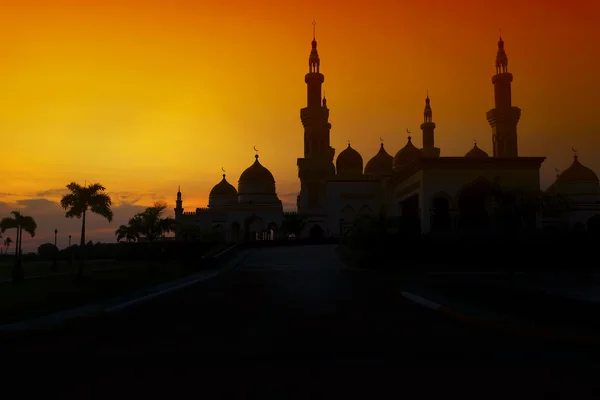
[0,258,203,326]
[0,258,122,281]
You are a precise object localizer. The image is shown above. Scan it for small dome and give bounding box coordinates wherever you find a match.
[393,137,421,170]
[556,155,599,184]
[239,155,275,184]
[336,143,363,175]
[465,143,489,158]
[209,175,237,197]
[365,143,393,176]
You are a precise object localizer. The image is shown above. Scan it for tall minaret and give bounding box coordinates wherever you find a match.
[486,34,521,157]
[299,21,334,160]
[420,91,440,157]
[174,186,183,218]
[297,22,335,215]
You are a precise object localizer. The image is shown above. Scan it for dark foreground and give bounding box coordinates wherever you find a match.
[4,245,599,365]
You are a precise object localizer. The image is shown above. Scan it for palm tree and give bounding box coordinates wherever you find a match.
[0,211,37,282]
[115,223,140,243]
[4,237,12,255]
[176,222,203,241]
[60,182,113,277]
[130,201,177,241]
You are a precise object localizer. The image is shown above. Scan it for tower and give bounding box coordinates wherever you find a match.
[420,92,440,157]
[297,22,335,214]
[174,186,183,218]
[486,34,521,157]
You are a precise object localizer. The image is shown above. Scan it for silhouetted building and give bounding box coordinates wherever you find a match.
[174,29,600,239]
[542,155,600,230]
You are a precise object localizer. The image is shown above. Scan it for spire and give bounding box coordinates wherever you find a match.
[322,89,327,108]
[424,90,432,123]
[495,31,508,74]
[309,20,320,73]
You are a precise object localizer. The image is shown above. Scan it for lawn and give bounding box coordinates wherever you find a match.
[0,258,122,281]
[0,258,206,326]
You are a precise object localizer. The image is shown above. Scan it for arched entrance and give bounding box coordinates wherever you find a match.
[457,178,495,230]
[309,224,325,239]
[431,195,452,231]
[231,222,241,242]
[267,222,278,240]
[244,215,265,241]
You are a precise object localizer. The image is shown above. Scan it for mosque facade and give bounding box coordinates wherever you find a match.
[174,31,600,239]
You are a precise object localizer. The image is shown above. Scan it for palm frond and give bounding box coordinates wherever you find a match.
[0,216,18,233]
[20,215,37,237]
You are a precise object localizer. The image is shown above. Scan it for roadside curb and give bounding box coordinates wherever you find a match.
[401,291,600,346]
[0,246,253,333]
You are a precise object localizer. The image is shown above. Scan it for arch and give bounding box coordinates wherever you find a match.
[357,205,374,217]
[231,221,241,241]
[309,224,325,239]
[267,221,278,240]
[431,195,452,231]
[587,214,600,236]
[429,191,455,210]
[340,205,355,222]
[244,215,265,241]
[212,224,224,232]
[457,177,496,230]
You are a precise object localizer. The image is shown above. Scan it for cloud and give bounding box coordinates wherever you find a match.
[34,187,69,197]
[0,193,16,198]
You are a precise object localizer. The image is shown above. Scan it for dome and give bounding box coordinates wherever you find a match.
[392,137,421,170]
[239,155,275,184]
[365,143,393,176]
[336,143,363,175]
[556,155,599,185]
[209,175,237,197]
[465,143,489,158]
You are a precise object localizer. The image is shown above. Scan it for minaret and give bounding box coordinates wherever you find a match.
[486,34,521,157]
[297,22,335,216]
[174,186,183,218]
[299,21,334,160]
[420,91,440,157]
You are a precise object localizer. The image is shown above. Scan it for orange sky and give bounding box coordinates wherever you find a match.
[1,0,599,250]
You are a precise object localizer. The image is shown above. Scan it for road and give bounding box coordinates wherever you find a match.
[4,245,599,364]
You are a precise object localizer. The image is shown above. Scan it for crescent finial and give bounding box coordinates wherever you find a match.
[406,128,412,135]
[380,137,383,143]
[254,146,259,153]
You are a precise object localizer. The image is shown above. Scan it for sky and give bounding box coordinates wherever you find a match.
[1,0,599,251]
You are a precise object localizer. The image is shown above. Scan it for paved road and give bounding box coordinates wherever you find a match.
[4,245,599,364]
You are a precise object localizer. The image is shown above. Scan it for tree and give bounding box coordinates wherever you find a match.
[129,201,177,242]
[60,182,113,277]
[38,243,58,260]
[176,222,203,241]
[115,223,140,243]
[0,211,37,282]
[4,237,12,255]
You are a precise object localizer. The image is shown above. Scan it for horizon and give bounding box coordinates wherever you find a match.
[1,0,599,251]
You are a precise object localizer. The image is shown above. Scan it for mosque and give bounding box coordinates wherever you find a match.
[174,29,600,240]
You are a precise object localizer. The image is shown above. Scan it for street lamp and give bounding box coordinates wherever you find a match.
[68,234,71,248]
[52,229,58,273]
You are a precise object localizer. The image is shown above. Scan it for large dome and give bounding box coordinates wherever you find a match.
[239,155,275,184]
[556,155,599,184]
[209,174,238,207]
[365,143,393,176]
[238,154,278,204]
[465,143,489,158]
[209,174,237,197]
[336,144,363,175]
[393,137,421,170]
